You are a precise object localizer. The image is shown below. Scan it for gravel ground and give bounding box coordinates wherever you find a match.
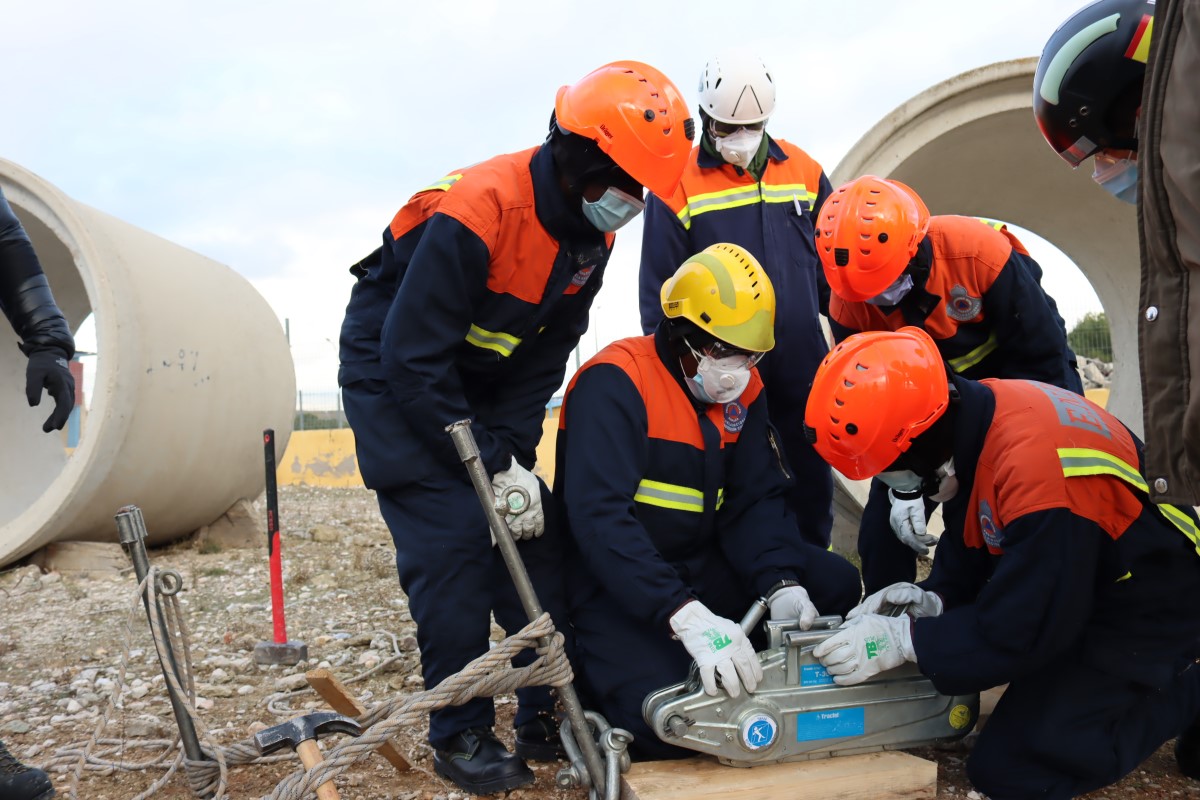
[0,485,1197,799]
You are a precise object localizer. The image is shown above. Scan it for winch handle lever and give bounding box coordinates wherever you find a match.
[738,597,770,636]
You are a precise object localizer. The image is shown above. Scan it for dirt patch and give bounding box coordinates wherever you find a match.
[0,485,1196,799]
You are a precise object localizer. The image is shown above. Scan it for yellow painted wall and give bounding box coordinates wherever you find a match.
[1085,387,1110,409]
[277,429,363,488]
[279,410,562,489]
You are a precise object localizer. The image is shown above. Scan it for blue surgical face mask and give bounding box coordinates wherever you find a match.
[1092,152,1139,205]
[867,273,914,306]
[581,186,646,232]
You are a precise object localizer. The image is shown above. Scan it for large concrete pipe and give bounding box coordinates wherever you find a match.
[827,58,1139,548]
[0,158,295,567]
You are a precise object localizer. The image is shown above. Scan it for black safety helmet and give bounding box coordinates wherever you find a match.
[1033,0,1155,166]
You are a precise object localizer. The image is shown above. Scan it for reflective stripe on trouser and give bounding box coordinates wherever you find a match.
[1058,447,1200,556]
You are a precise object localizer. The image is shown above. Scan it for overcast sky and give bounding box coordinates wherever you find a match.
[3,0,1101,397]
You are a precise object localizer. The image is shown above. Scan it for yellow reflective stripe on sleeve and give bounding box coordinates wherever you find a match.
[946,332,999,373]
[1058,448,1148,489]
[635,479,705,512]
[634,481,725,513]
[464,324,522,357]
[419,173,464,193]
[1157,503,1200,556]
[1057,447,1200,557]
[1117,571,1132,582]
[976,217,1005,231]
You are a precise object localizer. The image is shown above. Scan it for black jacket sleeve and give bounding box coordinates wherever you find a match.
[717,391,805,596]
[488,275,601,468]
[914,507,1101,695]
[638,194,690,335]
[560,365,695,628]
[983,251,1082,393]
[0,188,74,358]
[379,213,510,475]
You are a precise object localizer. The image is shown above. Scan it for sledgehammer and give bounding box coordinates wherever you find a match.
[256,711,362,800]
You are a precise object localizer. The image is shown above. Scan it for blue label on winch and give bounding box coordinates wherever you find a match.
[795,707,865,742]
[800,664,835,686]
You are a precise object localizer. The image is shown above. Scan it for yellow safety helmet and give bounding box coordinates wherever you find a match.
[660,243,776,352]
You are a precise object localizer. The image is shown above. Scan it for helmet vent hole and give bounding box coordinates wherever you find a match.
[845,423,859,435]
[834,248,850,267]
[855,363,869,371]
[842,379,854,388]
[835,398,845,407]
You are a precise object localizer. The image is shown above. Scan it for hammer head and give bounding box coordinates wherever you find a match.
[255,711,363,756]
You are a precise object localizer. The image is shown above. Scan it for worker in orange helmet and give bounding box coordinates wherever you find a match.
[338,61,693,795]
[804,327,1200,800]
[814,174,1082,596]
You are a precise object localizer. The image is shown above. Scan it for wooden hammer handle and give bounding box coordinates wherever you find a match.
[295,739,340,800]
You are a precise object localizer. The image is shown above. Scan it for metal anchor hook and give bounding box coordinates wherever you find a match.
[558,711,633,800]
[497,484,531,516]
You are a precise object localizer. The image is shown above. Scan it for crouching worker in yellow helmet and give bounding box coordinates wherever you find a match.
[555,243,861,759]
[804,327,1200,799]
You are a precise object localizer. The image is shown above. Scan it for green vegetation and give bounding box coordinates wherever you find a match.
[1068,311,1112,362]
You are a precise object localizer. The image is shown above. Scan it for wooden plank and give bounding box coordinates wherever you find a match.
[620,751,936,800]
[306,668,412,772]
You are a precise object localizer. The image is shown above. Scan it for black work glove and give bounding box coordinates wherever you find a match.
[25,349,75,432]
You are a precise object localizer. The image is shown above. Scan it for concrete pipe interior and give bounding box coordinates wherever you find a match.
[1,159,295,567]
[827,58,1138,549]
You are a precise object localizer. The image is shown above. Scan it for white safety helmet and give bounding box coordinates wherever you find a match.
[698,51,776,125]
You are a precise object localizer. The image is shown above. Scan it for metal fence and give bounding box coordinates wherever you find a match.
[294,390,347,430]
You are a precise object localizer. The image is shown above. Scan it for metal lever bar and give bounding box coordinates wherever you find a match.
[446,420,609,799]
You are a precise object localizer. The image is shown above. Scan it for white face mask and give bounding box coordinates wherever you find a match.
[867,273,914,307]
[929,459,958,503]
[714,128,764,168]
[877,469,922,494]
[877,458,958,502]
[683,341,754,405]
[581,186,646,232]
[1091,152,1139,205]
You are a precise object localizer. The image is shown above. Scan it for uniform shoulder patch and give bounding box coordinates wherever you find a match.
[946,284,983,322]
[724,400,747,433]
[979,499,1004,549]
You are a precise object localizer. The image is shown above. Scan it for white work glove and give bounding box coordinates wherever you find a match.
[491,457,544,541]
[669,600,762,698]
[847,582,943,621]
[888,489,939,555]
[812,613,917,686]
[767,585,818,630]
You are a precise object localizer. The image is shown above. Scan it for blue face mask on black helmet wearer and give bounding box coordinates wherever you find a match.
[1092,152,1139,205]
[581,186,646,232]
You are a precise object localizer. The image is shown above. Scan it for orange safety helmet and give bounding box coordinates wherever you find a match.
[804,327,949,480]
[555,61,695,198]
[814,175,931,303]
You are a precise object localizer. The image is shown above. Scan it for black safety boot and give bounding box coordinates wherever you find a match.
[0,737,55,800]
[433,727,533,795]
[1177,718,1200,779]
[515,712,566,761]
